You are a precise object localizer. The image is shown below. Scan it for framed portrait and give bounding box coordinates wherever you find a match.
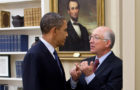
[50,0,104,58]
[0,55,10,77]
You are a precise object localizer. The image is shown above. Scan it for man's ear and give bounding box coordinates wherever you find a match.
[50,27,56,34]
[105,40,111,48]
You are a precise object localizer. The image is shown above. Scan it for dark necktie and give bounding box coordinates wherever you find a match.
[53,50,62,73]
[73,22,79,25]
[93,59,100,72]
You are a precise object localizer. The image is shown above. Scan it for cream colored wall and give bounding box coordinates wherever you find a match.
[122,0,135,90]
[62,60,80,80]
[135,0,140,89]
[105,0,122,58]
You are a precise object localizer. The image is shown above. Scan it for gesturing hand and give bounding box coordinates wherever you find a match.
[70,63,82,81]
[80,61,94,76]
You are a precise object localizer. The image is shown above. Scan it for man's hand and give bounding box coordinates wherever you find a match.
[70,63,82,81]
[80,61,94,76]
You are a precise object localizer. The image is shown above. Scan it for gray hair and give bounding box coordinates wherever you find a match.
[40,12,65,34]
[104,30,115,49]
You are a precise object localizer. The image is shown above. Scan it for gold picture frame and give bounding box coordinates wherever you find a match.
[50,0,104,26]
[49,0,105,59]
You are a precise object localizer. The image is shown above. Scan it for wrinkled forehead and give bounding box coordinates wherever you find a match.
[92,26,111,36]
[92,28,105,36]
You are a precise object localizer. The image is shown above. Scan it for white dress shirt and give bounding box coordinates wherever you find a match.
[70,19,81,38]
[40,37,55,59]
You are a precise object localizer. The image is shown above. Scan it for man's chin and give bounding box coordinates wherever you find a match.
[90,50,96,54]
[59,43,65,47]
[71,17,78,22]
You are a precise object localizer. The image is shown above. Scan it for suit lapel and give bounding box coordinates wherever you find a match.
[80,74,88,87]
[39,40,56,63]
[39,41,65,78]
[79,52,116,88]
[57,57,66,78]
[78,24,85,39]
[94,52,115,75]
[68,21,81,40]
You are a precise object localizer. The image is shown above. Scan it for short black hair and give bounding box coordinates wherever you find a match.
[40,12,65,34]
[67,0,80,10]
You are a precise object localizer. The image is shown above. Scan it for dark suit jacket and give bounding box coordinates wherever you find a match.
[75,52,122,90]
[22,40,70,90]
[59,21,90,51]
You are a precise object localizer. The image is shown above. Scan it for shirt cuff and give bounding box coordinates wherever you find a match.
[85,73,95,84]
[70,77,78,89]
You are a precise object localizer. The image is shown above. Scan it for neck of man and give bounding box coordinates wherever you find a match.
[96,49,111,58]
[42,34,57,48]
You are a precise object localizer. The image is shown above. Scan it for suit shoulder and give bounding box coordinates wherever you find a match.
[113,55,122,63]
[79,24,87,29]
[109,52,122,63]
[27,41,49,55]
[28,44,41,54]
[111,55,122,69]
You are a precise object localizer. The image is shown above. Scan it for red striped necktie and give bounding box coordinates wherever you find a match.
[93,59,100,72]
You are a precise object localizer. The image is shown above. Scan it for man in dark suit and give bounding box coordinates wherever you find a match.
[70,26,122,90]
[59,0,90,51]
[22,12,70,90]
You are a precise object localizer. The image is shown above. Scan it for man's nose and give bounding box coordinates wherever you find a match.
[89,38,94,43]
[73,9,78,12]
[66,32,68,37]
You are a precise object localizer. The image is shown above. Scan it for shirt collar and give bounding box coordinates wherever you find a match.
[40,37,55,56]
[95,51,112,65]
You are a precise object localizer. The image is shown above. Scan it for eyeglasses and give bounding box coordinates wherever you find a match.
[89,35,108,41]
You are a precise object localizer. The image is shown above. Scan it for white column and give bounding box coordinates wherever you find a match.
[122,0,135,89]
[105,0,121,57]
